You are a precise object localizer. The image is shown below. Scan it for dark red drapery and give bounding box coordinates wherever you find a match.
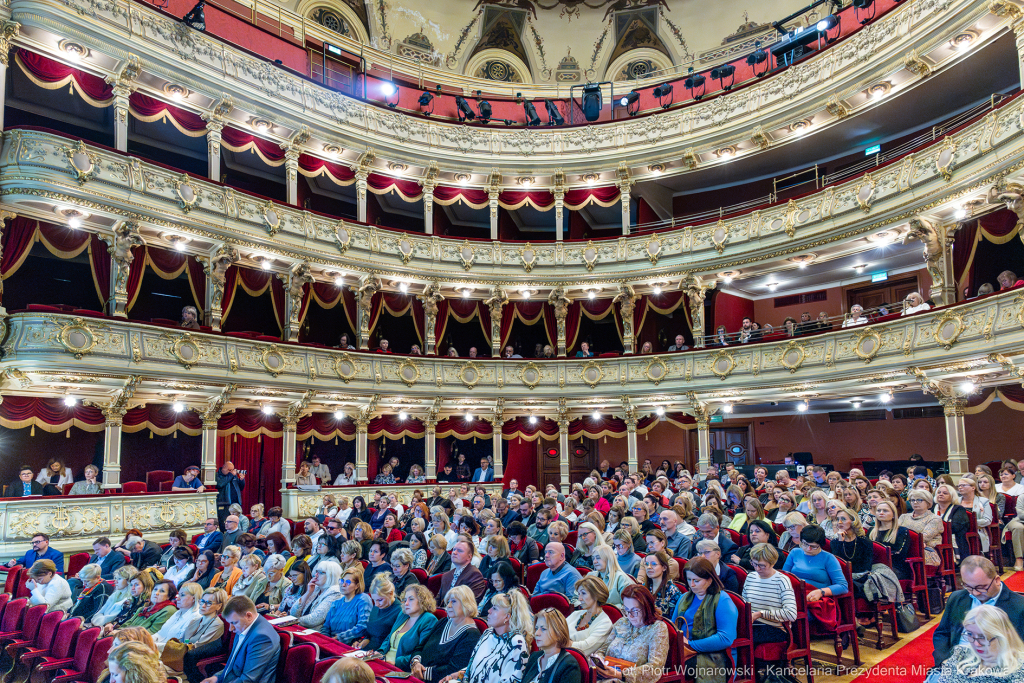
[366,173,423,201]
[220,127,286,165]
[15,49,113,104]
[129,92,207,135]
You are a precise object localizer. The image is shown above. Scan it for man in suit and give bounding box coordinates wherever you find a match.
[200,595,281,683]
[471,458,494,483]
[216,461,245,528]
[69,536,126,599]
[196,518,224,553]
[126,534,163,569]
[436,539,487,603]
[689,514,737,559]
[6,532,64,572]
[933,556,1024,670]
[502,478,523,499]
[693,539,739,593]
[495,497,519,528]
[7,466,44,497]
[220,516,242,551]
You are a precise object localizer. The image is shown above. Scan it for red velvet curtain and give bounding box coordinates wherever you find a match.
[953,220,979,298]
[15,49,113,104]
[500,301,553,349]
[432,186,489,208]
[221,266,285,333]
[0,396,105,430]
[564,186,620,210]
[566,299,617,352]
[436,418,493,440]
[220,127,285,165]
[89,233,110,306]
[129,93,207,134]
[122,404,203,434]
[298,154,356,185]
[366,173,423,201]
[369,415,424,439]
[435,299,488,352]
[1,217,40,281]
[296,413,357,440]
[497,190,554,211]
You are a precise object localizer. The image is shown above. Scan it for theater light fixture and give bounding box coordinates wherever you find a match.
[334,274,345,287]
[529,415,538,424]
[797,400,809,412]
[959,381,976,394]
[684,68,706,101]
[852,0,875,23]
[954,207,968,220]
[722,403,733,413]
[746,41,769,77]
[63,395,77,407]
[465,412,474,421]
[334,410,345,420]
[456,96,476,122]
[655,406,665,416]
[653,82,673,108]
[710,64,736,91]
[880,391,893,403]
[545,100,565,125]
[67,213,83,229]
[619,90,640,116]
[592,411,601,420]
[816,14,839,42]
[581,83,603,122]
[418,90,434,115]
[398,411,408,421]
[477,94,493,123]
[261,404,274,415]
[172,401,185,412]
[181,0,206,30]
[398,282,409,294]
[523,101,541,126]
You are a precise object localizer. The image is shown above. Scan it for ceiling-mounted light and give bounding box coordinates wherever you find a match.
[850,400,863,409]
[959,381,976,393]
[462,289,470,298]
[655,406,665,416]
[722,275,733,284]
[334,275,345,287]
[652,285,662,295]
[592,411,601,420]
[68,216,82,229]
[63,396,77,407]
[653,82,673,108]
[399,282,409,294]
[523,101,541,126]
[261,405,274,415]
[767,282,779,292]
[418,90,434,116]
[398,411,408,421]
[455,96,476,122]
[381,81,397,97]
[172,401,185,412]
[528,415,538,425]
[465,412,474,421]
[954,207,968,220]
[619,91,640,116]
[334,410,345,420]
[587,291,596,300]
[722,403,733,413]
[797,401,808,412]
[684,67,706,101]
[544,100,564,126]
[710,64,736,91]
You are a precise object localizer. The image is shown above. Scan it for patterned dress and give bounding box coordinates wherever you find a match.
[598,619,670,683]
[463,629,529,683]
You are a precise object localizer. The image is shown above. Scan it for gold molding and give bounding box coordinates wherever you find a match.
[174,174,199,213]
[170,333,202,369]
[459,240,475,270]
[645,236,663,265]
[779,340,806,373]
[580,360,604,388]
[520,243,537,273]
[53,317,98,359]
[932,311,966,349]
[582,240,598,271]
[62,140,97,185]
[334,353,357,382]
[853,327,883,363]
[397,358,420,386]
[519,361,542,389]
[709,350,736,379]
[645,356,669,385]
[459,360,482,388]
[261,201,282,236]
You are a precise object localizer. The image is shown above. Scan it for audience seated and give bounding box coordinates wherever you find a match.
[742,543,798,662]
[783,524,848,638]
[167,585,225,678]
[611,529,641,578]
[670,557,738,683]
[450,590,532,683]
[70,464,103,495]
[594,584,668,683]
[691,513,738,558]
[693,540,739,593]
[7,531,64,572]
[869,501,912,581]
[106,576,178,635]
[409,585,482,683]
[27,558,72,612]
[378,583,438,666]
[71,562,114,621]
[534,541,583,598]
[198,595,281,683]
[91,565,140,627]
[171,465,206,492]
[437,539,487,603]
[107,640,166,683]
[592,545,635,607]
[639,550,683,616]
[564,574,615,656]
[901,490,944,569]
[934,484,971,563]
[479,559,521,618]
[525,608,583,683]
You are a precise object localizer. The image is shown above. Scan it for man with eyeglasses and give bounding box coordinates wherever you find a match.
[325,520,345,540]
[6,533,64,573]
[533,542,582,600]
[931,555,1024,673]
[528,509,553,546]
[196,518,223,553]
[687,513,737,559]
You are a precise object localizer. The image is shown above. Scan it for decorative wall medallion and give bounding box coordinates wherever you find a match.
[520,243,537,273]
[397,358,419,386]
[53,317,97,359]
[853,327,882,363]
[933,311,965,350]
[459,240,475,270]
[711,220,729,254]
[936,136,956,182]
[398,237,414,265]
[260,345,287,377]
[779,340,806,373]
[709,350,736,379]
[459,361,481,388]
[63,140,97,185]
[580,361,603,388]
[174,174,198,213]
[854,173,876,212]
[334,353,357,382]
[170,333,202,369]
[582,241,598,271]
[520,362,542,389]
[645,357,668,385]
[335,222,352,254]
[261,201,281,236]
[645,236,662,265]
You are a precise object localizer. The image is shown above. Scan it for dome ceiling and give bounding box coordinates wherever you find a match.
[293,0,817,83]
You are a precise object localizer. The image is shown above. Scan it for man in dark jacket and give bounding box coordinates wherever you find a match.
[216,461,245,528]
[127,534,163,569]
[436,540,487,603]
[933,556,1024,669]
[7,466,44,497]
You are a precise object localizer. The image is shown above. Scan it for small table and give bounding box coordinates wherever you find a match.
[278,625,426,683]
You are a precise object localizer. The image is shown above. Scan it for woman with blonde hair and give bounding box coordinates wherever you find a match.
[569,522,607,571]
[379,584,438,667]
[901,490,943,567]
[36,458,73,490]
[107,641,167,683]
[958,476,993,554]
[430,511,459,549]
[977,474,1005,519]
[938,604,1024,682]
[408,586,482,683]
[522,609,583,683]
[728,497,763,534]
[208,546,243,594]
[232,554,268,601]
[294,560,344,630]
[425,535,452,575]
[92,565,140,628]
[832,506,873,597]
[585,511,606,533]
[592,545,635,606]
[479,535,510,580]
[841,487,873,529]
[323,658,376,683]
[935,483,972,563]
[869,501,912,581]
[152,582,203,651]
[618,516,645,554]
[453,590,532,683]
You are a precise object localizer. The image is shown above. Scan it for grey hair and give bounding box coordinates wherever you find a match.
[695,539,721,553]
[125,535,143,550]
[697,513,720,529]
[78,563,102,581]
[391,548,413,567]
[264,554,287,573]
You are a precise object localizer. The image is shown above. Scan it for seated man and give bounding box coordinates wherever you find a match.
[200,595,281,683]
[126,534,163,569]
[693,539,738,593]
[436,540,486,603]
[533,542,582,599]
[666,334,689,352]
[932,555,1024,672]
[527,509,552,547]
[221,516,243,551]
[6,532,64,573]
[172,466,206,493]
[304,518,324,545]
[7,466,44,497]
[87,536,126,580]
[472,458,494,483]
[195,518,223,553]
[689,513,737,559]
[842,304,869,327]
[502,345,522,359]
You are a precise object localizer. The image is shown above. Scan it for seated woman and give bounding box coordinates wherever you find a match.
[731,520,786,570]
[524,608,582,683]
[164,547,195,588]
[91,566,139,628]
[611,529,641,578]
[378,512,404,544]
[408,586,482,683]
[351,523,375,560]
[479,534,510,580]
[378,584,438,666]
[479,560,521,618]
[508,522,540,567]
[354,574,402,651]
[153,582,202,651]
[957,477,993,556]
[374,464,398,486]
[172,587,227,679]
[778,512,808,553]
[869,501,911,582]
[728,498,764,535]
[210,545,244,594]
[782,525,849,638]
[308,535,341,573]
[594,584,669,683]
[937,605,1024,683]
[321,564,371,642]
[71,564,114,623]
[295,461,317,486]
[425,535,452,576]
[69,464,102,496]
[899,490,944,569]
[450,590,532,683]
[669,557,739,683]
[270,561,310,618]
[293,560,344,630]
[289,535,315,573]
[26,559,72,613]
[934,483,971,563]
[565,574,615,656]
[639,550,683,617]
[773,492,798,526]
[831,505,873,597]
[570,522,608,571]
[429,511,459,550]
[741,544,797,667]
[258,554,291,610]
[619,517,647,554]
[108,577,178,634]
[593,545,636,607]
[232,554,268,601]
[842,487,874,530]
[264,532,292,568]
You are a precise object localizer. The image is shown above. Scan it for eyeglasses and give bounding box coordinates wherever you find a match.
[964,631,996,645]
[799,541,821,551]
[964,577,996,595]
[198,599,218,606]
[623,608,643,617]
[340,578,354,585]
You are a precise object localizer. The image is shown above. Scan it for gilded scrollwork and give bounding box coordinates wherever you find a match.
[708,350,736,380]
[852,327,884,363]
[397,358,420,387]
[931,310,966,349]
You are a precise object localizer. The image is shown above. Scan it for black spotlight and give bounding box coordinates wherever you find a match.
[544,100,564,125]
[652,82,673,108]
[852,0,875,23]
[523,100,541,126]
[418,90,434,115]
[746,41,769,77]
[815,14,840,41]
[581,83,603,122]
[684,68,706,101]
[182,0,206,30]
[477,99,492,124]
[618,90,640,116]
[455,96,476,122]
[710,64,736,91]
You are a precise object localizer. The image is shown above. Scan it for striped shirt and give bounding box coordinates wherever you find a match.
[741,571,797,627]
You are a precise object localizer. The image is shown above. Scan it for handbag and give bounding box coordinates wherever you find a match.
[160,638,194,672]
[896,601,921,633]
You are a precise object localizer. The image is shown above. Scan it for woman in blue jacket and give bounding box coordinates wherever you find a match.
[378,584,439,667]
[671,557,738,683]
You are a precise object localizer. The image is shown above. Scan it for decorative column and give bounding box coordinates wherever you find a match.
[102,415,123,489]
[352,274,381,350]
[625,415,639,474]
[284,146,300,206]
[616,163,633,236]
[696,415,711,474]
[1011,15,1024,87]
[488,190,499,240]
[106,56,140,153]
[557,419,570,491]
[684,274,716,349]
[201,98,233,182]
[491,399,505,480]
[0,209,16,315]
[280,416,298,487]
[553,169,565,241]
[418,281,444,356]
[200,418,219,484]
[424,418,437,480]
[354,149,375,224]
[614,283,638,355]
[282,262,313,342]
[484,286,508,356]
[0,23,21,132]
[354,416,369,481]
[940,396,969,476]
[904,216,960,307]
[204,245,239,332]
[105,221,143,318]
[422,162,438,235]
[548,286,571,358]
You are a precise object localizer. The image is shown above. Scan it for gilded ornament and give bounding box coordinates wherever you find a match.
[581,241,598,271]
[260,344,287,377]
[398,237,414,265]
[63,140,98,185]
[853,327,883,363]
[936,136,957,181]
[645,236,663,265]
[520,243,538,273]
[854,173,876,212]
[708,350,736,380]
[644,356,669,385]
[579,361,604,388]
[52,317,98,359]
[779,340,807,373]
[932,311,966,349]
[459,361,482,388]
[334,353,357,383]
[261,200,282,236]
[334,221,352,254]
[397,358,420,387]
[519,362,542,389]
[169,333,202,369]
[459,240,476,270]
[174,174,199,213]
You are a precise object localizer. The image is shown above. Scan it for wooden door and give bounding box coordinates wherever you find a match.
[846,276,920,311]
[689,425,752,468]
[537,437,597,489]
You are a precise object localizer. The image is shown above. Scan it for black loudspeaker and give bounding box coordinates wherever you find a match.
[712,449,728,464]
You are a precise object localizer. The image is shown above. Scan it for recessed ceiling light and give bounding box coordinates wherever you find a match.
[592,411,601,420]
[797,401,808,412]
[398,411,408,421]
[767,283,779,292]
[960,381,976,393]
[880,393,892,403]
[399,282,409,294]
[63,396,77,407]
[528,415,538,425]
[465,412,474,421]
[954,207,968,220]
[655,406,665,416]
[334,410,345,420]
[172,402,185,412]
[262,405,274,414]
[722,403,733,413]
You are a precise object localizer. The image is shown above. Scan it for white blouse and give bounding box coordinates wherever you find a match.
[36,468,74,487]
[334,473,358,486]
[154,607,201,651]
[164,562,196,587]
[565,609,614,656]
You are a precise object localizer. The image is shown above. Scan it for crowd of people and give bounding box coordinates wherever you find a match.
[9,454,1024,683]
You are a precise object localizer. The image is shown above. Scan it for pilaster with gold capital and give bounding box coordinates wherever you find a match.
[201,418,219,484]
[284,146,301,206]
[0,23,20,131]
[205,122,224,181]
[355,171,368,223]
[280,415,299,486]
[423,417,438,480]
[354,416,370,481]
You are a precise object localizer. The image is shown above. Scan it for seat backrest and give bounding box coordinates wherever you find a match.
[275,629,294,683]
[776,571,810,650]
[433,609,447,621]
[659,617,681,673]
[0,595,9,623]
[566,531,578,546]
[67,553,91,577]
[86,637,114,681]
[145,470,175,492]
[525,563,546,592]
[283,642,318,683]
[0,599,27,639]
[19,604,47,642]
[529,593,573,618]
[71,627,101,671]
[311,657,341,683]
[410,568,428,584]
[15,571,31,599]
[473,617,488,632]
[3,568,21,595]
[726,529,742,546]
[33,608,64,650]
[121,481,147,494]
[602,604,622,623]
[49,616,83,659]
[426,573,442,596]
[727,564,747,594]
[565,647,591,683]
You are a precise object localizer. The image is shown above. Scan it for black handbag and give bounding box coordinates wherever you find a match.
[896,601,921,633]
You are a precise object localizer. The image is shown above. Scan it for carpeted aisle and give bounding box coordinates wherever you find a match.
[847,624,938,683]
[1003,570,1024,592]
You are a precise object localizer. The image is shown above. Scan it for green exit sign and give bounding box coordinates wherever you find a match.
[710,415,725,423]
